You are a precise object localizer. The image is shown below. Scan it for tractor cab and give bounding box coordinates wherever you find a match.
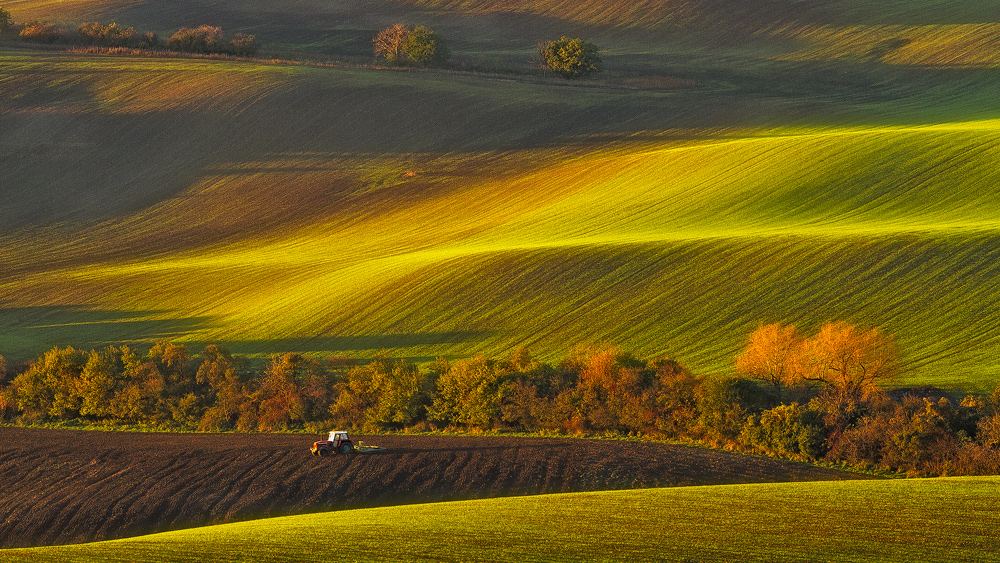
[311,430,354,456]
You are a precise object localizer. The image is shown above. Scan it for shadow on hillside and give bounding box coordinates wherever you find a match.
[0,306,214,359]
[185,331,492,358]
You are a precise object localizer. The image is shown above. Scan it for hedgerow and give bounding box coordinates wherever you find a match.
[2,323,999,476]
[9,17,255,55]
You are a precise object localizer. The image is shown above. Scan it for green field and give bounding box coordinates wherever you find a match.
[5,477,999,562]
[3,0,1000,391]
[4,0,1000,560]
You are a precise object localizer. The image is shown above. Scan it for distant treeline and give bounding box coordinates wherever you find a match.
[4,17,256,56]
[1,322,999,477]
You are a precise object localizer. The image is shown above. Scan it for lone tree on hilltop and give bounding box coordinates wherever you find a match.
[374,23,450,67]
[539,36,602,79]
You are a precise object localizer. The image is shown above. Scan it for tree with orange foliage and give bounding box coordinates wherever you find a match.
[373,23,410,65]
[801,321,897,406]
[736,323,804,397]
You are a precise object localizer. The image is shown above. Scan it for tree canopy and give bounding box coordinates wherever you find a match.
[373,23,450,67]
[405,25,450,67]
[539,36,603,79]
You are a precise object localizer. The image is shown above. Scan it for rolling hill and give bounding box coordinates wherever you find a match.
[2,0,1000,391]
[5,476,999,562]
[0,428,869,548]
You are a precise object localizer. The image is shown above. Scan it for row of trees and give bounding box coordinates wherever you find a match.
[3,322,997,476]
[0,13,256,56]
[1,8,600,79]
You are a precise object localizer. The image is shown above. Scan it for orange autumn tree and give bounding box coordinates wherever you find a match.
[801,321,898,406]
[736,323,805,397]
[373,23,410,65]
[737,321,897,407]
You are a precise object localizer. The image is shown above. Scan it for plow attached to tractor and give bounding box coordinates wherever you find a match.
[311,430,383,456]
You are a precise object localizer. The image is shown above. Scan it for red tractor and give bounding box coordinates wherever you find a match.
[311,430,354,456]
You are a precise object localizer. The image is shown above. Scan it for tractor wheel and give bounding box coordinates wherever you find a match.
[318,448,330,457]
[339,442,353,454]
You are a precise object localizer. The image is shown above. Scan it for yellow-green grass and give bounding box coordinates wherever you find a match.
[4,477,999,562]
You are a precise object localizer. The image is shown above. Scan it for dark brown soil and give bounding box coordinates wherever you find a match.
[0,427,874,548]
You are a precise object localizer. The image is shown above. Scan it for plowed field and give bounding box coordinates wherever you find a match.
[0,428,872,548]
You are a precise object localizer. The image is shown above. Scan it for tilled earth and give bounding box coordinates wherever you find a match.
[0,427,874,548]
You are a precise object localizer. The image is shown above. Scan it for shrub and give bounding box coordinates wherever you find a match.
[137,31,159,49]
[78,21,138,47]
[19,21,65,43]
[228,32,256,56]
[429,355,510,428]
[741,403,826,460]
[329,354,430,431]
[538,36,602,79]
[697,377,777,444]
[166,26,255,55]
[650,357,702,438]
[167,25,225,53]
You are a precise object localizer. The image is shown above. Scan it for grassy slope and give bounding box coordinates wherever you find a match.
[2,1,1000,389]
[5,477,1000,562]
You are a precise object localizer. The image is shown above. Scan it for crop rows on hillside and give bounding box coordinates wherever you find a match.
[0,427,869,548]
[9,477,1000,562]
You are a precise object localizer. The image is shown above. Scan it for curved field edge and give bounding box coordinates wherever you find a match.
[6,477,999,562]
[0,429,871,549]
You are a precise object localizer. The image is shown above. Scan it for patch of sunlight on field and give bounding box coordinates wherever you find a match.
[0,53,292,113]
[4,47,1000,387]
[772,24,1000,67]
[5,122,1000,387]
[8,477,1000,563]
